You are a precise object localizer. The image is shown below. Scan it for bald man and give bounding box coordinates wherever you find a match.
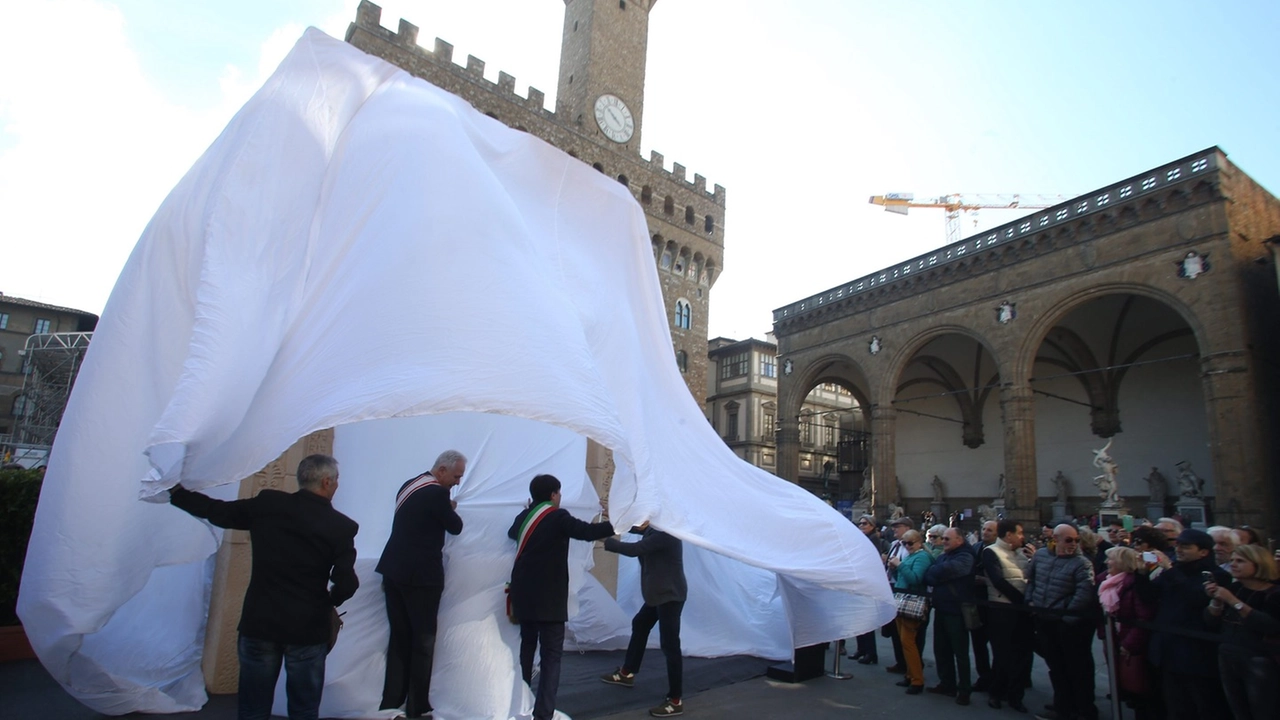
[1025,524,1098,720]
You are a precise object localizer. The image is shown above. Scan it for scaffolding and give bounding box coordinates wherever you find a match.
[14,331,92,450]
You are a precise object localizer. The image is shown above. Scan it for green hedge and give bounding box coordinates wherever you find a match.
[0,468,42,626]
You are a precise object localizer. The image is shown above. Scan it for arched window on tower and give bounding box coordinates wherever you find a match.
[685,205,695,225]
[592,162,604,173]
[705,214,715,234]
[617,174,628,187]
[674,299,692,330]
[664,196,674,215]
[641,185,652,205]
[675,350,688,374]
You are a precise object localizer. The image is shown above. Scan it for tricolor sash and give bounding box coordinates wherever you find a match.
[515,502,556,558]
[395,473,440,513]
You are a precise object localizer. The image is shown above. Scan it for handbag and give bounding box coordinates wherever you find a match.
[895,591,930,621]
[961,602,983,631]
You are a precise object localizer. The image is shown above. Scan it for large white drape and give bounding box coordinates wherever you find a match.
[17,29,894,718]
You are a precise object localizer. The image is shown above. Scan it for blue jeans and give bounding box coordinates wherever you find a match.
[237,634,327,720]
[520,622,565,720]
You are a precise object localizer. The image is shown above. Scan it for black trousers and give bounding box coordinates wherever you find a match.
[986,605,1032,702]
[1163,667,1230,720]
[380,580,443,717]
[854,630,878,660]
[520,621,566,720]
[622,601,684,699]
[1035,618,1097,720]
[969,603,991,681]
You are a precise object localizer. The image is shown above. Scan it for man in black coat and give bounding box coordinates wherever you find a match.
[375,450,466,718]
[168,454,357,720]
[923,528,976,705]
[600,523,688,718]
[508,474,614,720]
[1139,528,1233,720]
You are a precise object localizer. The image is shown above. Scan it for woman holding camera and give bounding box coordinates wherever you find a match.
[1204,543,1280,720]
[1098,546,1160,719]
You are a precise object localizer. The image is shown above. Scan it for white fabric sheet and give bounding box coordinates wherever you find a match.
[17,28,895,717]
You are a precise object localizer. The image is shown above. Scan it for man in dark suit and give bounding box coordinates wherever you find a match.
[600,522,688,718]
[168,454,358,720]
[376,450,466,718]
[507,474,614,720]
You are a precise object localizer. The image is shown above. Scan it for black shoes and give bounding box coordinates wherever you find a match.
[857,655,878,665]
[927,685,957,697]
[894,678,912,687]
[885,664,906,674]
[956,693,971,706]
[904,685,923,695]
[989,697,1003,709]
[1007,699,1028,713]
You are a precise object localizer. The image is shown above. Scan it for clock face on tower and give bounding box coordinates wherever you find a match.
[593,94,634,143]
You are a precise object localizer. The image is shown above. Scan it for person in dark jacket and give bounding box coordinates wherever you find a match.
[600,523,688,718]
[375,450,466,718]
[851,514,890,664]
[923,528,976,705]
[1026,523,1097,720]
[1203,543,1280,720]
[1139,528,1233,720]
[508,474,614,720]
[168,454,357,720]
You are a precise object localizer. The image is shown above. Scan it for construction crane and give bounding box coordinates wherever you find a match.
[869,192,1068,245]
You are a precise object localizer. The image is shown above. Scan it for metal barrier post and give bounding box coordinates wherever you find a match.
[827,639,853,680]
[1103,614,1123,720]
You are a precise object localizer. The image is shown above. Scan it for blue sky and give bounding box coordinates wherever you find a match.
[2,1,1277,340]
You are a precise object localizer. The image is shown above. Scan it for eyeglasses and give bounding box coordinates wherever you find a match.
[1059,537,1079,544]
[903,541,918,547]
[858,521,872,526]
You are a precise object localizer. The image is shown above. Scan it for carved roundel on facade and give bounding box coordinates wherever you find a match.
[868,336,882,355]
[996,301,1017,324]
[1176,250,1210,279]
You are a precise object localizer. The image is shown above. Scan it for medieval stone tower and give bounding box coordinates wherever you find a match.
[346,0,725,408]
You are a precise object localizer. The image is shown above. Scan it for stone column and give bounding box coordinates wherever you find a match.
[1000,384,1038,529]
[776,417,800,483]
[204,430,333,693]
[585,438,618,598]
[869,406,897,512]
[1199,350,1269,530]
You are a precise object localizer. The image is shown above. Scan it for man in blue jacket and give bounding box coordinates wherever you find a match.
[376,450,466,718]
[923,527,976,705]
[508,474,614,720]
[600,522,688,718]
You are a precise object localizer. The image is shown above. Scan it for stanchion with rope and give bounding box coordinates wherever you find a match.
[1103,614,1123,720]
[826,639,853,680]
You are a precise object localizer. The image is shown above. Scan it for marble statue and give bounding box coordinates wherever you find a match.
[931,475,945,503]
[887,502,906,520]
[1176,460,1204,498]
[1053,471,1070,504]
[977,503,997,522]
[994,473,1006,504]
[1145,467,1168,504]
[1092,439,1121,505]
[858,474,873,503]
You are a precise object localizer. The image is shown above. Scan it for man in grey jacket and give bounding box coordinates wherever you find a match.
[600,522,688,718]
[1026,523,1097,720]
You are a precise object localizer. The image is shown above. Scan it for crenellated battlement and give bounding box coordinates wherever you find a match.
[346,1,724,208]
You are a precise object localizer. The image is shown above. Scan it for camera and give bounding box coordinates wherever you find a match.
[1201,570,1215,585]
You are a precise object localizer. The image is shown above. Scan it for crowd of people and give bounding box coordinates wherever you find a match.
[853,512,1280,720]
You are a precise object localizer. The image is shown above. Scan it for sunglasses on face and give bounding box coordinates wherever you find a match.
[1059,537,1079,544]
[903,541,918,546]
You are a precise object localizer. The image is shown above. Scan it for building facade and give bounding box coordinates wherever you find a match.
[773,148,1280,534]
[707,335,863,499]
[0,293,97,452]
[345,0,725,408]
